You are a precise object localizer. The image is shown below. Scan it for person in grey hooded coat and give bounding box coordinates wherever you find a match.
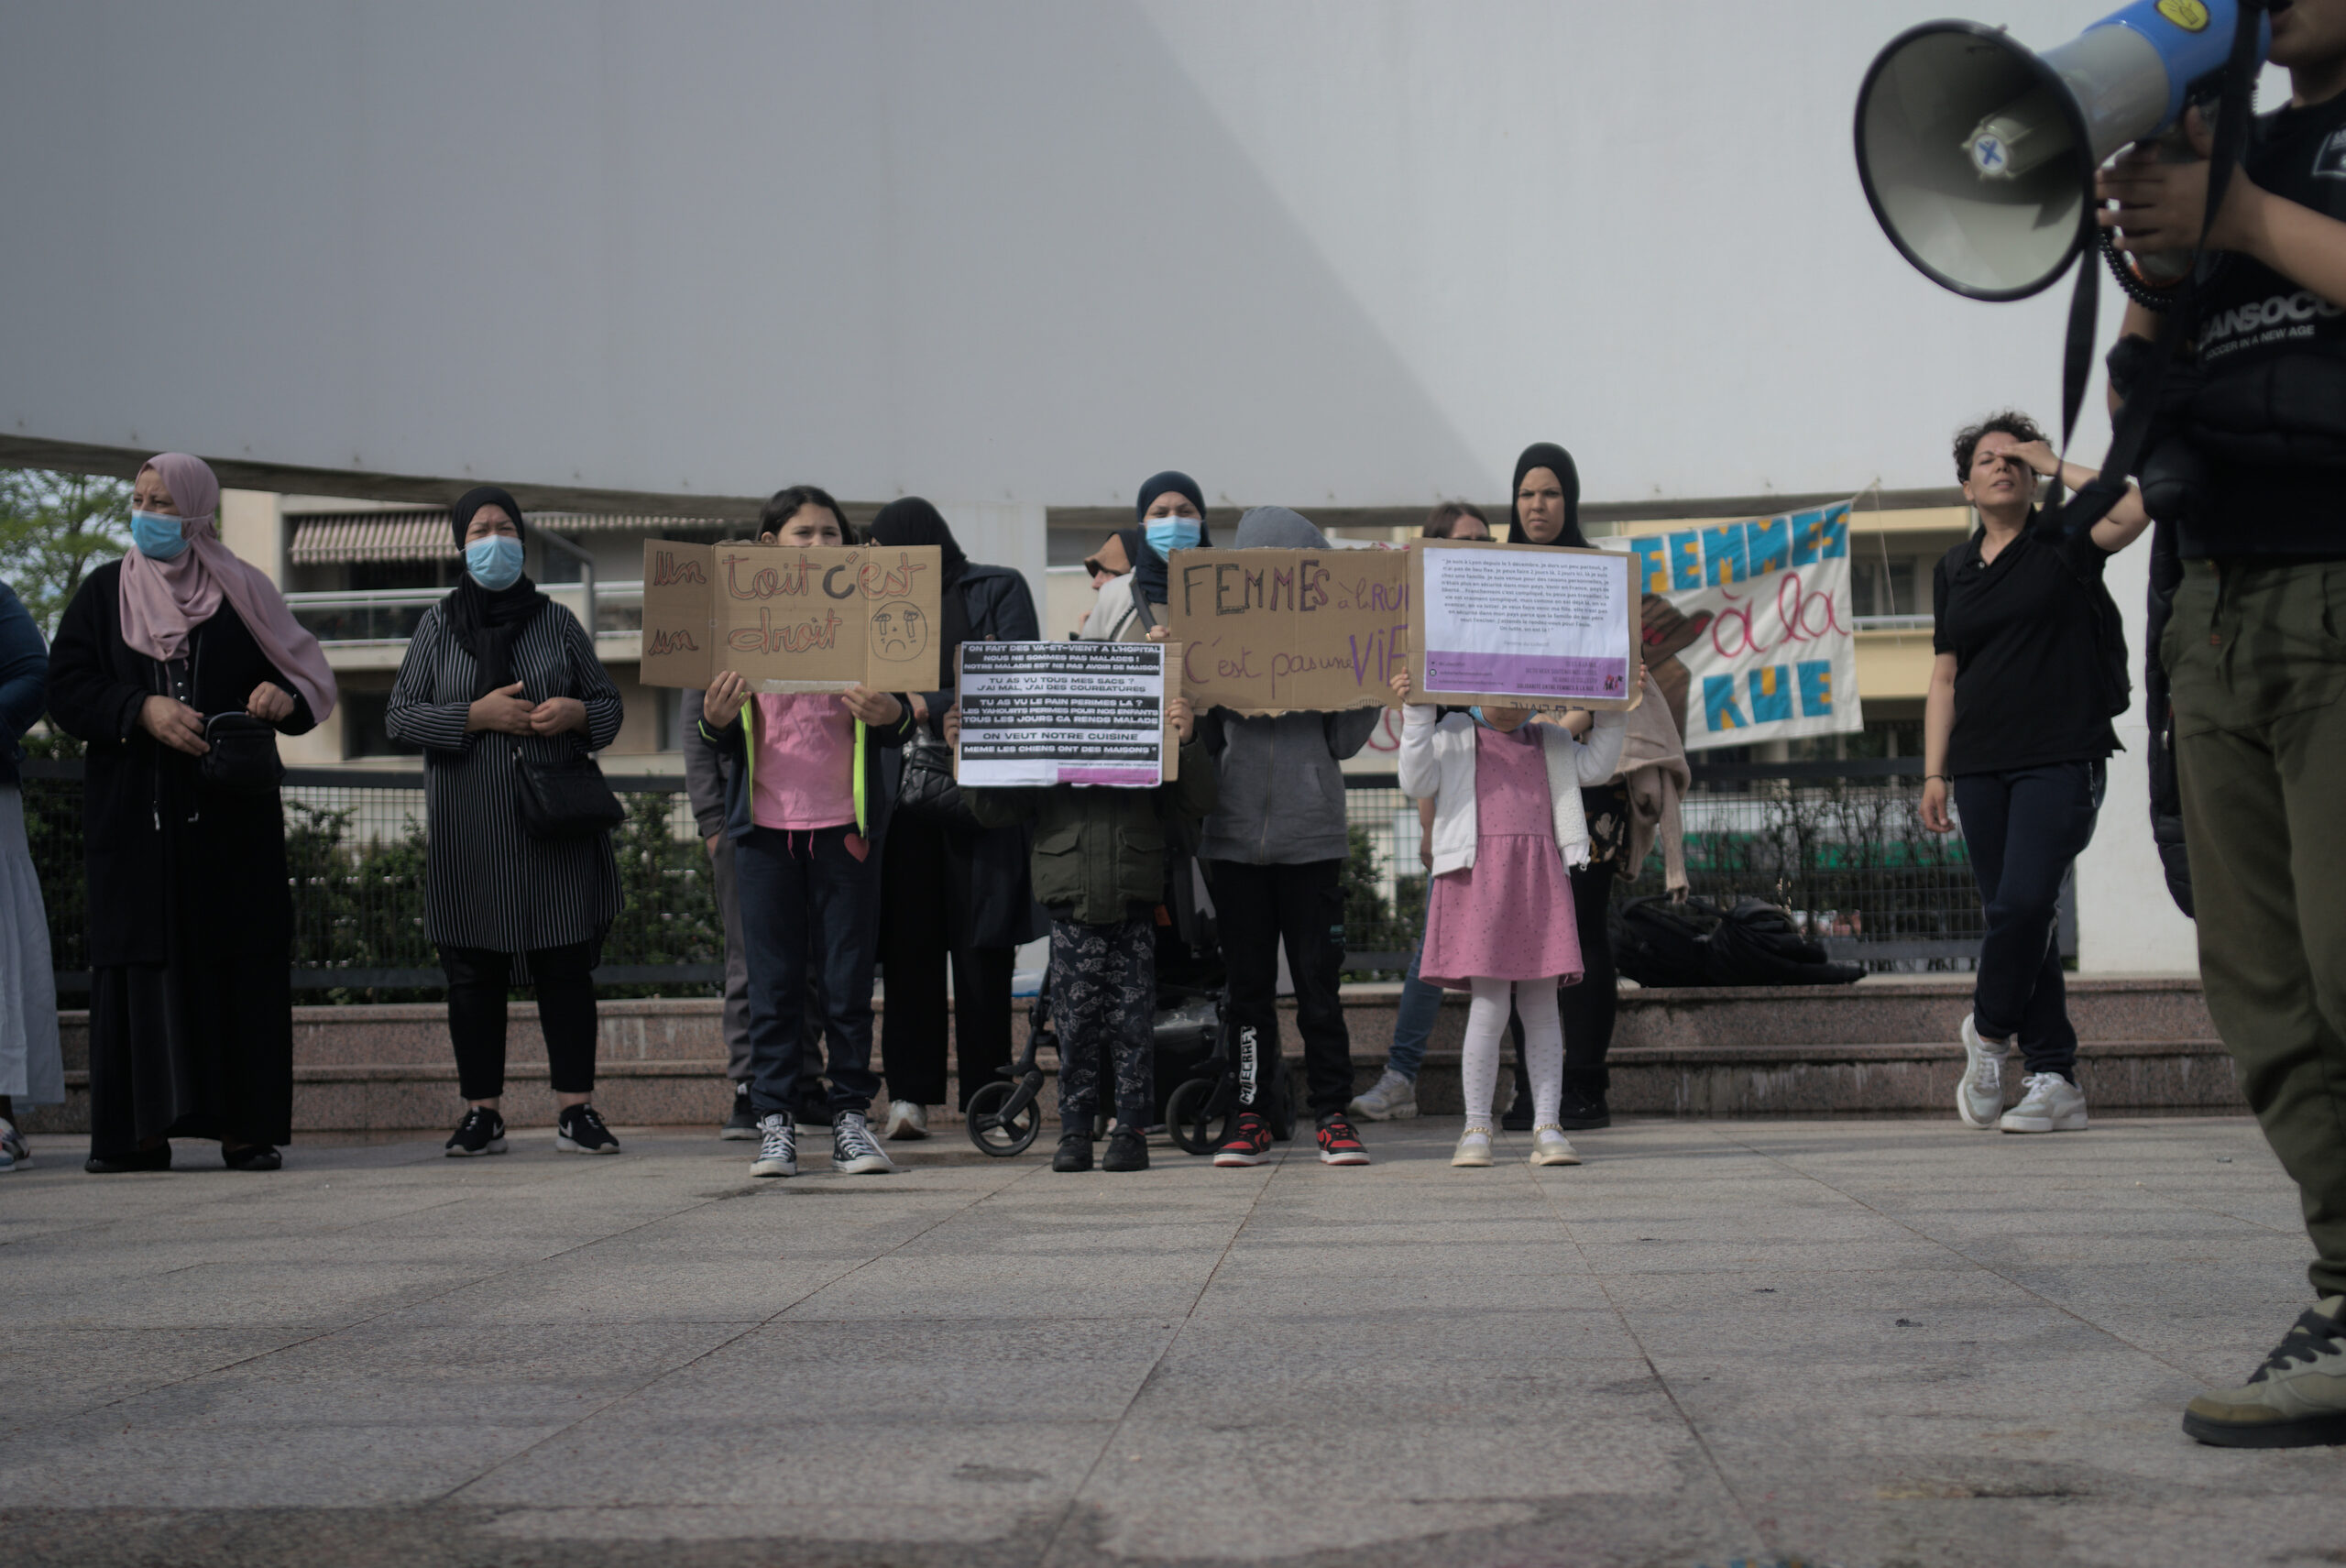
[1197,507,1382,1168]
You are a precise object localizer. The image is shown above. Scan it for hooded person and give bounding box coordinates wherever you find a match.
[1078,470,1211,641]
[861,499,1046,1139]
[45,452,337,1173]
[1489,442,1632,1133]
[1197,506,1381,1169]
[386,484,629,1159]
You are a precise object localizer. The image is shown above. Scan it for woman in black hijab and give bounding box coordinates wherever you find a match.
[863,499,1046,1139]
[1078,471,1211,641]
[1496,443,1623,1132]
[387,486,627,1157]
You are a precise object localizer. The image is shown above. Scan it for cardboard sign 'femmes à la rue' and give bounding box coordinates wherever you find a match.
[1167,548,1410,714]
[637,541,944,692]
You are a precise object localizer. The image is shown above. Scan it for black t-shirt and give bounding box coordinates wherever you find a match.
[2187,90,2346,559]
[1932,518,2120,775]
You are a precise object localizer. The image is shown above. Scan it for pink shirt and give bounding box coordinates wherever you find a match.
[751,694,857,831]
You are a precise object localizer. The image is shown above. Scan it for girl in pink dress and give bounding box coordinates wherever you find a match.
[1391,671,1625,1168]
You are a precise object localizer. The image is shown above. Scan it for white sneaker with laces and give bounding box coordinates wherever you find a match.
[751,1113,797,1179]
[2001,1072,2088,1134]
[883,1101,928,1141]
[1529,1125,1582,1167]
[832,1111,896,1175]
[1348,1069,1419,1122]
[1957,1014,2009,1129]
[1452,1126,1494,1168]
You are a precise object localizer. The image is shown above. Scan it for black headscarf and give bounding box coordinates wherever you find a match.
[868,497,971,671]
[445,485,548,698]
[1504,442,1587,548]
[1129,470,1213,605]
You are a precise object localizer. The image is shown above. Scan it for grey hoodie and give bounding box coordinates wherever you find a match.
[1198,508,1384,866]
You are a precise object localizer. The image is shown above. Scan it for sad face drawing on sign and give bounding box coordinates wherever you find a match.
[870,603,928,661]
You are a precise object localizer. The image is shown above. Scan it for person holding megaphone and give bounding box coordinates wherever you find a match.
[2092,0,2346,1450]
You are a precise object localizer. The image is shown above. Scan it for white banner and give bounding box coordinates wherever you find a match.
[1622,502,1864,752]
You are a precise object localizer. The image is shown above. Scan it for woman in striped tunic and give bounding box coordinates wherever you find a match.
[387,487,625,1157]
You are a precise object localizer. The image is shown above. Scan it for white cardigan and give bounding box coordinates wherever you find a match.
[1398,706,1628,876]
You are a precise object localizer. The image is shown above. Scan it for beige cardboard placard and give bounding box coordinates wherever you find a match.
[1167,547,1409,714]
[638,540,943,693]
[1408,539,1641,711]
[953,640,1177,786]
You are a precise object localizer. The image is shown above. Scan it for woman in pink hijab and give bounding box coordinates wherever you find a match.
[46,453,337,1174]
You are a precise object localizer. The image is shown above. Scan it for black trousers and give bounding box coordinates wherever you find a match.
[1510,861,1618,1099]
[1209,858,1354,1121]
[881,815,1016,1110]
[441,941,599,1102]
[1952,762,2103,1078]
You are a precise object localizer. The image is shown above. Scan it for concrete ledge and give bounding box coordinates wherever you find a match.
[22,976,2238,1135]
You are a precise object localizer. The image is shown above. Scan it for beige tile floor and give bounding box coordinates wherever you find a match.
[0,1115,2337,1568]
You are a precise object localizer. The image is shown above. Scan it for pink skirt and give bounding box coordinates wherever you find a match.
[1420,833,1584,991]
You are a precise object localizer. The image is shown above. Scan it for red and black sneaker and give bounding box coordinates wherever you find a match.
[1212,1111,1274,1168]
[1315,1113,1370,1166]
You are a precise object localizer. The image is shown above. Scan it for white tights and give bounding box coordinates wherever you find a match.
[1460,977,1563,1129]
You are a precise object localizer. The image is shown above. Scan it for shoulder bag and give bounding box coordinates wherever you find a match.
[513,742,627,840]
[896,724,981,833]
[199,712,287,793]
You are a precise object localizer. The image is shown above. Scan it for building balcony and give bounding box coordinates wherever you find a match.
[287,584,647,669]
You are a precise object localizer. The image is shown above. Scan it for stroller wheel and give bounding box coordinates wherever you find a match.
[966,1080,1041,1157]
[1167,1078,1226,1157]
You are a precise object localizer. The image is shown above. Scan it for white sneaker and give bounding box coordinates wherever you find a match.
[1452,1126,1494,1168]
[1529,1125,1581,1167]
[1957,1014,2009,1129]
[1349,1069,1419,1122]
[2001,1072,2088,1134]
[883,1101,928,1141]
[751,1113,797,1179]
[832,1112,896,1175]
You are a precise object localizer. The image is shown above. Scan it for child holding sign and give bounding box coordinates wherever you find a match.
[952,697,1215,1174]
[1391,670,1624,1168]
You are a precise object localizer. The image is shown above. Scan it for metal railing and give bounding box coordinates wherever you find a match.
[21,758,1992,1001]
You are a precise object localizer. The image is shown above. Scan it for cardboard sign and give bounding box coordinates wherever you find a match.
[956,641,1178,787]
[638,540,944,692]
[1409,539,1640,710]
[1167,548,1409,714]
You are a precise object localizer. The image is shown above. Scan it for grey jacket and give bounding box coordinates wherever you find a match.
[1197,504,1382,866]
[682,688,731,839]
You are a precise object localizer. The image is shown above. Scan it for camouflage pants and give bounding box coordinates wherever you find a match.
[1049,916,1155,1127]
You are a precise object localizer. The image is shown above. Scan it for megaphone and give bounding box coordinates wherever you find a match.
[1855,0,2269,301]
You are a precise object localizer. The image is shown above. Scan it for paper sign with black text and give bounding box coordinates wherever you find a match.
[955,641,1178,788]
[1408,539,1640,710]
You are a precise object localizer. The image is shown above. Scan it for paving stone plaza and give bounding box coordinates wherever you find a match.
[3,1113,2339,1568]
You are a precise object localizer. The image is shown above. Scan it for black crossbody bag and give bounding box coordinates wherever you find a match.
[200,712,287,793]
[512,742,627,840]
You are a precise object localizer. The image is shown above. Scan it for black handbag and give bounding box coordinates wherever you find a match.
[896,725,980,832]
[199,712,287,793]
[512,744,627,840]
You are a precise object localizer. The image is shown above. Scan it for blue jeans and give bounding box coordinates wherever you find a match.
[736,825,883,1118]
[1952,761,2104,1079]
[1385,935,1446,1080]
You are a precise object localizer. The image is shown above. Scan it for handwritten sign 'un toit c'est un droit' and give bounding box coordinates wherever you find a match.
[636,540,944,693]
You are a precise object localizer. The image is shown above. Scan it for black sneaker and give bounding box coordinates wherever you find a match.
[1555,1085,1612,1131]
[720,1082,759,1140]
[444,1108,507,1157]
[554,1103,620,1156]
[1102,1127,1149,1172]
[84,1144,171,1174]
[1213,1111,1273,1168]
[1052,1132,1094,1172]
[223,1145,282,1171]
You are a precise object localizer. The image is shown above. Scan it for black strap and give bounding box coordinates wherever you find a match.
[2053,0,2267,536]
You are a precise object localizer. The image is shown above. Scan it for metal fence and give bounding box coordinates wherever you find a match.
[1337,759,1992,978]
[22,757,1990,1000]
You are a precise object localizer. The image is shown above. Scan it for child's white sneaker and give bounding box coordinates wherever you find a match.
[1529,1125,1581,1167]
[1452,1126,1494,1168]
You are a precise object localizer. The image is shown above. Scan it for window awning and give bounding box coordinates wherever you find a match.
[289,511,730,565]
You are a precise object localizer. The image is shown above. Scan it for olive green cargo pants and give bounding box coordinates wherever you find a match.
[2165,558,2346,1298]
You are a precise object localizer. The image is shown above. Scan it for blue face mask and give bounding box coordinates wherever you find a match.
[131,510,190,561]
[1144,517,1201,555]
[466,534,525,591]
